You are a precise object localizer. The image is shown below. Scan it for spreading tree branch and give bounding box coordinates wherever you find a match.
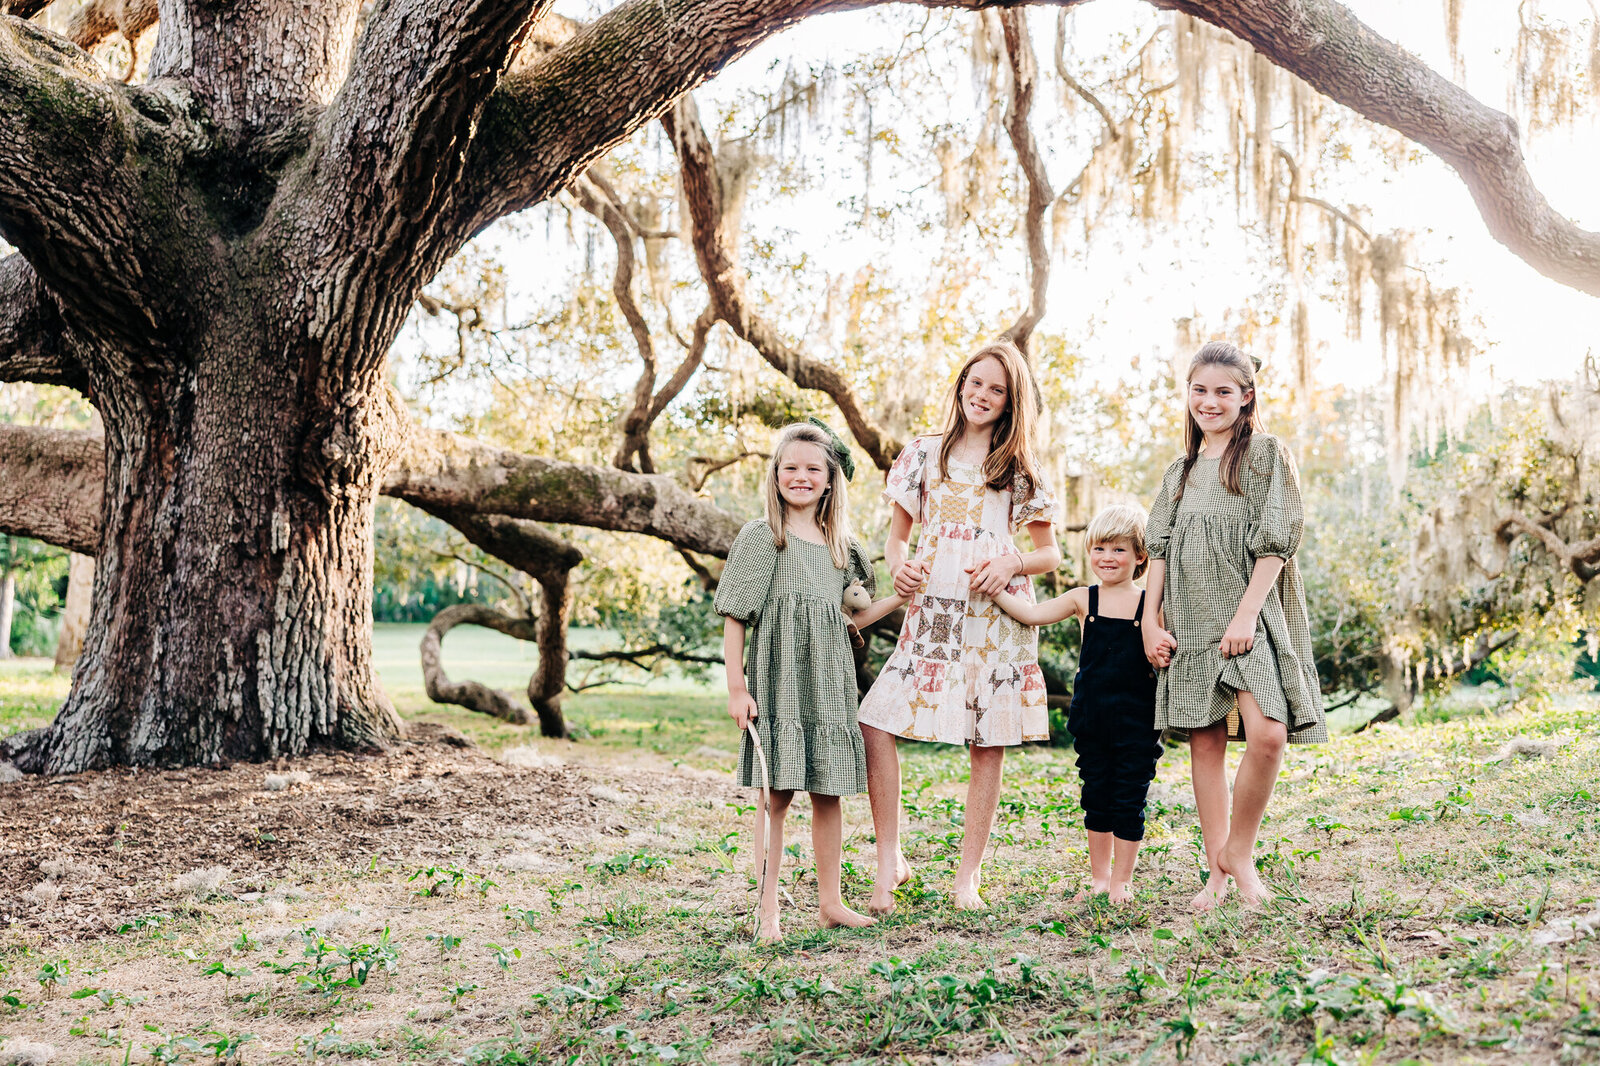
[665,93,903,470]
[1496,510,1600,583]
[998,9,1053,356]
[0,17,159,343]
[290,0,550,303]
[420,604,541,725]
[0,254,82,390]
[1152,0,1600,296]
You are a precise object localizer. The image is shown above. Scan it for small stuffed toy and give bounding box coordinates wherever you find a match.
[842,580,872,649]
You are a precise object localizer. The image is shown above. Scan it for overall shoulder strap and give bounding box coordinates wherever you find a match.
[1135,589,1146,625]
[1087,584,1099,619]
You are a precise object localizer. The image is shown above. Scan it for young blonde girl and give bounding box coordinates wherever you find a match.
[1141,342,1326,911]
[857,340,1060,913]
[715,421,906,939]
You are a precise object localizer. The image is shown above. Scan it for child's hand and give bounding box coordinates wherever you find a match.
[1143,625,1176,668]
[728,690,758,729]
[966,555,1021,596]
[892,559,928,597]
[1220,613,1257,658]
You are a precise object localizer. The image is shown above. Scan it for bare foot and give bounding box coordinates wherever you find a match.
[869,853,915,916]
[820,901,876,929]
[1071,878,1111,903]
[756,911,782,941]
[1219,844,1269,908]
[1108,881,1135,905]
[1191,873,1229,912]
[953,875,986,911]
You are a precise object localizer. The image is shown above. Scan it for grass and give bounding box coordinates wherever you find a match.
[3,641,1599,1063]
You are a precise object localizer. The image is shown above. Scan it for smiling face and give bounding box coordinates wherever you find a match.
[775,440,832,511]
[1188,363,1254,441]
[959,355,1010,430]
[1088,537,1143,587]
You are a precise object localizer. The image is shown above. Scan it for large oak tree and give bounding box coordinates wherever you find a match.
[1,0,1596,772]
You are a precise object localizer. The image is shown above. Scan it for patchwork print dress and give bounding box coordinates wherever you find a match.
[857,435,1057,747]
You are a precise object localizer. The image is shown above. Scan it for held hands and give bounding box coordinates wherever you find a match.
[1143,624,1177,669]
[727,689,758,730]
[965,554,1022,597]
[1219,612,1257,659]
[892,559,929,597]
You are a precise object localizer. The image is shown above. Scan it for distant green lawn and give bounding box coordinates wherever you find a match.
[1,624,728,759]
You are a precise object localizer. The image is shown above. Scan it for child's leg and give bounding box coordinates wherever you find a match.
[811,793,874,929]
[1188,721,1231,912]
[861,724,911,914]
[1105,728,1163,904]
[1218,691,1287,906]
[755,789,794,939]
[1079,831,1114,901]
[1108,837,1143,904]
[954,742,1006,909]
[1075,732,1114,900]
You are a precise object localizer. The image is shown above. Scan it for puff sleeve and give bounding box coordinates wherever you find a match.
[1246,435,1304,560]
[1145,458,1184,562]
[713,520,780,623]
[883,436,932,521]
[847,539,878,597]
[1009,466,1058,533]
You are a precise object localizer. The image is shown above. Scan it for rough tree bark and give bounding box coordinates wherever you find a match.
[2,0,1596,772]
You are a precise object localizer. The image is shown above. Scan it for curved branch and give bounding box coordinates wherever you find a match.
[0,17,158,341]
[421,604,540,725]
[1150,0,1600,296]
[998,9,1053,356]
[1497,509,1600,583]
[0,254,83,390]
[665,94,903,470]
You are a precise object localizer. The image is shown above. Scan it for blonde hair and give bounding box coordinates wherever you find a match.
[1085,504,1150,580]
[935,340,1043,496]
[762,423,853,570]
[1176,340,1263,500]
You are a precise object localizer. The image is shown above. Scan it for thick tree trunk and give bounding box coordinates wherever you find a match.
[30,349,406,773]
[53,552,92,671]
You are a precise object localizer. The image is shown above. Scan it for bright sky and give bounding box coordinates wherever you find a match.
[410,0,1598,408]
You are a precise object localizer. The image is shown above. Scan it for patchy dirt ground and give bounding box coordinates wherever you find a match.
[1,725,737,937]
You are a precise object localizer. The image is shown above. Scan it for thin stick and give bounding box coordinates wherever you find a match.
[746,719,774,942]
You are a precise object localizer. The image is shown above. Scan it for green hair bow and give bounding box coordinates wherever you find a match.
[806,417,857,481]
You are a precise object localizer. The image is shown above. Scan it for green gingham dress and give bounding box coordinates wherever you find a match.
[1145,434,1328,744]
[714,520,876,795]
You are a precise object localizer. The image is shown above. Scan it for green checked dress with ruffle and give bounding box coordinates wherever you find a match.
[714,520,876,795]
[1146,434,1328,744]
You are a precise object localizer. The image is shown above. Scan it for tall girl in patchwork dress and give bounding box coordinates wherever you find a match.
[1141,342,1326,912]
[858,341,1060,913]
[717,422,908,940]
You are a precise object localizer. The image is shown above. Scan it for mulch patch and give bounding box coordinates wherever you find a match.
[0,724,694,939]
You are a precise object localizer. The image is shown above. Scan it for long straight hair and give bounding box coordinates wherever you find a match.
[762,422,853,569]
[935,340,1042,496]
[1175,341,1263,500]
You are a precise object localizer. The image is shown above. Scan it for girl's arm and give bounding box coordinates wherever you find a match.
[1219,556,1287,658]
[850,591,910,630]
[887,504,926,596]
[990,586,1084,627]
[722,618,758,728]
[1141,560,1177,667]
[968,521,1062,596]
